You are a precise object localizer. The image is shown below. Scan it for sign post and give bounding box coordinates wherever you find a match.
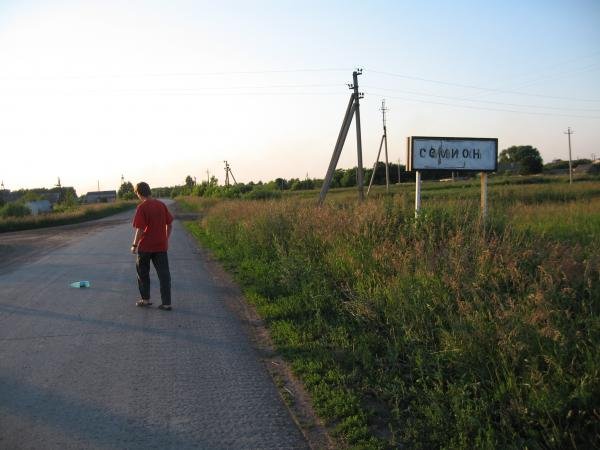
[481,172,488,218]
[407,137,498,218]
[415,170,421,217]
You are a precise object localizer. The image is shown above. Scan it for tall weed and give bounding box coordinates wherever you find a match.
[183,190,599,449]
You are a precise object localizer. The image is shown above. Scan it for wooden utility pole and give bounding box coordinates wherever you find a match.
[367,99,390,196]
[223,161,238,187]
[383,101,390,191]
[319,69,364,204]
[352,70,365,200]
[565,127,574,184]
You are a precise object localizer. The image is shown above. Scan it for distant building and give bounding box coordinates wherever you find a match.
[25,200,52,216]
[573,162,600,175]
[43,192,61,205]
[84,190,117,203]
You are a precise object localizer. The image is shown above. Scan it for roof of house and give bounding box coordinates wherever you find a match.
[85,190,117,196]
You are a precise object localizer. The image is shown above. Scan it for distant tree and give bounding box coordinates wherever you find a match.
[340,168,357,187]
[62,189,78,207]
[20,191,44,202]
[185,175,195,189]
[331,169,345,188]
[0,203,31,218]
[370,162,389,185]
[274,178,288,190]
[118,181,136,200]
[290,179,315,191]
[499,145,543,175]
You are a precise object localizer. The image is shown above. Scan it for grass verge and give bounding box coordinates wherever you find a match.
[180,188,600,449]
[0,201,136,233]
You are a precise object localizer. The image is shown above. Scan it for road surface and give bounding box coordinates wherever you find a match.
[0,204,309,449]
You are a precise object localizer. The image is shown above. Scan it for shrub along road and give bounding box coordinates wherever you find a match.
[0,204,308,449]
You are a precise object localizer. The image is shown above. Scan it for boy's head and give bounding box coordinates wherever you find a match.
[135,182,151,198]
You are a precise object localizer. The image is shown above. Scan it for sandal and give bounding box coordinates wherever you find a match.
[136,300,153,307]
[157,305,172,311]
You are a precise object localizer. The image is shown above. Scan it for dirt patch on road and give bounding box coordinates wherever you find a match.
[0,218,129,274]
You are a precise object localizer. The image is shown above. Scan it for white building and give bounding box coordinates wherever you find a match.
[25,200,52,216]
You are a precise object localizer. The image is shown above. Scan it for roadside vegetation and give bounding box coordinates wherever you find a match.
[180,175,600,449]
[0,201,136,233]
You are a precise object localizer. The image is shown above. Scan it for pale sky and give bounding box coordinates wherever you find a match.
[1,0,599,195]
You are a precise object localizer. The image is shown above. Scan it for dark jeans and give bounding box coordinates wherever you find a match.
[136,251,171,305]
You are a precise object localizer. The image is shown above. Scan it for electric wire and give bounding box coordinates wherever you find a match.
[365,68,600,103]
[362,85,600,112]
[363,91,600,120]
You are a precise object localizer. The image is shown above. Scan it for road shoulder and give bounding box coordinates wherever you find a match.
[182,222,337,450]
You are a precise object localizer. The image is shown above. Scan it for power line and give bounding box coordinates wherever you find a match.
[454,50,600,102]
[363,92,600,119]
[366,68,600,103]
[0,68,352,81]
[362,85,600,112]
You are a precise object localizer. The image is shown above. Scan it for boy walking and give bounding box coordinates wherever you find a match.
[130,182,173,311]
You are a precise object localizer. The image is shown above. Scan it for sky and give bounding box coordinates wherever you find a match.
[1,0,599,196]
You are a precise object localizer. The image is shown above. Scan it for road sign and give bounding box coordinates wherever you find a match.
[407,137,498,172]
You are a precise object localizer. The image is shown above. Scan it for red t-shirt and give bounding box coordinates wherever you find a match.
[133,199,174,252]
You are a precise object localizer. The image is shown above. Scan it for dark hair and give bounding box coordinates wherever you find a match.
[135,182,151,197]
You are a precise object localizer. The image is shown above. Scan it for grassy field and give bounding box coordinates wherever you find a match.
[180,176,599,449]
[0,201,137,233]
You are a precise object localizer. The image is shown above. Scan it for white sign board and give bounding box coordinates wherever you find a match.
[407,137,498,172]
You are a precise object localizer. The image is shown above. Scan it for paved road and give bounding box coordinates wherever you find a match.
[0,204,308,449]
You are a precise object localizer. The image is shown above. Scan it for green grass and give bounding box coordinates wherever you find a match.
[0,201,137,233]
[180,177,600,449]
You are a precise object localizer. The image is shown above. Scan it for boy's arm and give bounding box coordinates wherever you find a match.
[166,223,172,239]
[131,228,143,254]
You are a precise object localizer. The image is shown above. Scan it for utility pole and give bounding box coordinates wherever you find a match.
[97,180,100,191]
[383,101,390,191]
[206,170,210,184]
[367,99,391,196]
[592,153,596,162]
[223,161,238,187]
[565,127,574,184]
[397,159,401,184]
[352,70,365,200]
[121,174,125,185]
[55,177,63,202]
[319,69,364,204]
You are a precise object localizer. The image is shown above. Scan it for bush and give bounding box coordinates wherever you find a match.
[243,188,282,200]
[0,203,31,218]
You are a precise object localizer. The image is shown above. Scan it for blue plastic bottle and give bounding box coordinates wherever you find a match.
[70,281,91,288]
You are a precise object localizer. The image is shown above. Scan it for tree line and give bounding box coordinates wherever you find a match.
[114,145,598,200]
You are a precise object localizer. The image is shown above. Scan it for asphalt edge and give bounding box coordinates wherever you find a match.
[180,220,338,450]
